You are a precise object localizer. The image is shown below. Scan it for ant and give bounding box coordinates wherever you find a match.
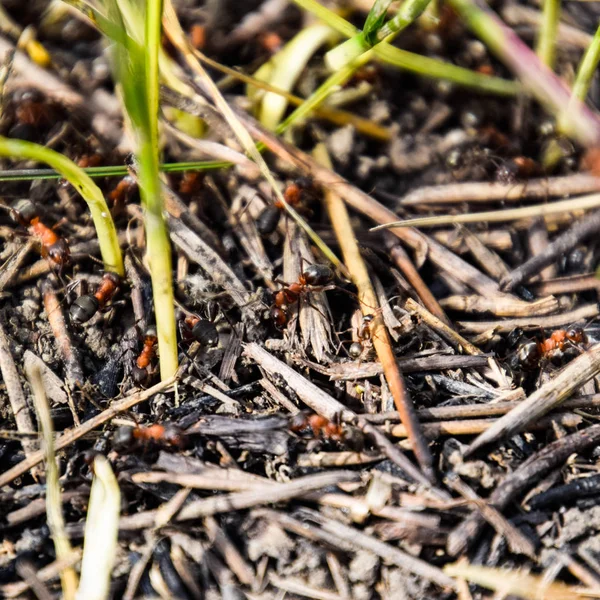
[181,315,219,347]
[113,423,185,451]
[256,178,316,236]
[288,412,364,451]
[178,171,204,196]
[347,314,375,359]
[10,198,70,270]
[270,264,335,329]
[108,175,137,212]
[132,327,158,385]
[70,272,121,324]
[517,327,588,370]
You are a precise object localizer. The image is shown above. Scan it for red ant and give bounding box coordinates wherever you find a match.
[108,175,137,212]
[181,315,219,347]
[77,154,103,169]
[13,89,52,127]
[133,327,158,385]
[288,412,364,450]
[517,327,588,370]
[10,198,70,270]
[178,171,204,196]
[113,423,185,451]
[270,264,335,329]
[69,272,121,324]
[256,178,316,236]
[347,314,375,359]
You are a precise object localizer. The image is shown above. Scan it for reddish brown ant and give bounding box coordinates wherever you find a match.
[517,327,588,370]
[113,423,185,451]
[133,327,158,385]
[257,178,316,236]
[13,89,52,127]
[288,412,364,450]
[270,264,335,328]
[181,315,219,347]
[109,175,137,211]
[178,171,204,196]
[70,272,121,324]
[10,198,70,269]
[77,154,103,169]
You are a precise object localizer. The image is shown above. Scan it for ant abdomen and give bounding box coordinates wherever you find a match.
[70,295,100,324]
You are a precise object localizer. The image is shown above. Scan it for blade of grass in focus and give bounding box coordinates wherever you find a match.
[103,0,179,380]
[0,136,124,276]
[26,363,79,600]
[76,456,120,600]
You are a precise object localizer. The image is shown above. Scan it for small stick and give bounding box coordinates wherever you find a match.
[528,218,557,280]
[363,393,600,423]
[405,298,482,356]
[0,375,176,489]
[532,274,600,295]
[457,302,599,334]
[500,209,600,290]
[396,174,600,206]
[444,473,536,558]
[383,233,449,324]
[447,424,600,556]
[316,144,435,482]
[460,226,510,281]
[0,239,35,291]
[466,343,600,456]
[41,278,84,388]
[439,295,558,317]
[0,323,40,475]
[389,412,581,439]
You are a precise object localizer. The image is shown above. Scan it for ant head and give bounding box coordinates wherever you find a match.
[144,326,158,342]
[103,271,121,286]
[288,412,309,433]
[47,240,71,268]
[566,327,585,342]
[162,424,184,447]
[113,426,135,450]
[70,294,100,324]
[10,198,37,225]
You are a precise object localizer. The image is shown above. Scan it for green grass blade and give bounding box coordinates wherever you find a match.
[0,136,123,275]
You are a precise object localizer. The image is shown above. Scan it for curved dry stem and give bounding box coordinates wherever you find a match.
[314,144,435,483]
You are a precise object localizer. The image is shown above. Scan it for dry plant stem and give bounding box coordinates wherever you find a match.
[447,424,600,556]
[458,302,599,333]
[316,144,434,481]
[0,376,175,489]
[397,174,600,206]
[405,298,482,355]
[0,323,39,466]
[235,110,506,299]
[528,218,557,280]
[466,344,600,456]
[382,233,449,324]
[501,209,600,290]
[115,471,359,531]
[41,279,84,387]
[532,274,600,295]
[0,550,82,599]
[389,412,580,439]
[26,364,78,599]
[460,226,509,281]
[243,342,432,487]
[15,561,53,600]
[444,473,536,558]
[0,239,35,291]
[268,574,347,600]
[439,295,558,317]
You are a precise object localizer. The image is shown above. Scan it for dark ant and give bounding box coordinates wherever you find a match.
[181,315,219,347]
[288,412,364,451]
[257,178,316,236]
[270,264,335,328]
[10,198,70,270]
[132,327,158,385]
[69,272,121,324]
[113,423,185,451]
[347,314,375,359]
[517,327,588,370]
